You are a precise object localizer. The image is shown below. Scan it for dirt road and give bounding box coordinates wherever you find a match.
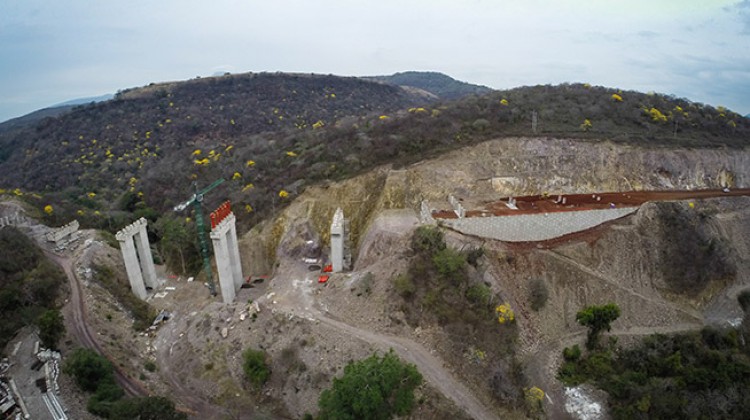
[273,262,503,420]
[46,250,147,398]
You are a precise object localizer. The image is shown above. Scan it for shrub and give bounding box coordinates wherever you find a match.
[109,396,187,420]
[563,345,582,362]
[466,283,491,306]
[576,303,621,349]
[738,289,750,312]
[36,309,64,350]
[410,226,445,254]
[529,278,549,311]
[393,274,416,299]
[144,360,157,372]
[242,348,270,388]
[63,348,115,392]
[318,349,422,420]
[465,247,485,267]
[432,248,466,283]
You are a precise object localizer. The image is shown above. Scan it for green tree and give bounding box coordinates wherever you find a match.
[36,309,64,350]
[110,396,187,420]
[318,349,423,420]
[576,303,621,349]
[432,247,466,283]
[154,216,197,275]
[63,348,115,392]
[242,348,271,388]
[411,226,445,254]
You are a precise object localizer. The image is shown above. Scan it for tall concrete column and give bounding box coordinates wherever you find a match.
[331,208,344,273]
[210,202,243,304]
[133,219,157,289]
[227,216,243,290]
[211,227,236,304]
[116,217,156,300]
[117,235,147,300]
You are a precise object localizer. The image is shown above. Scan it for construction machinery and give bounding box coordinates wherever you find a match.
[173,178,225,296]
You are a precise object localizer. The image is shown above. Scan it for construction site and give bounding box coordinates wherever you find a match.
[2,136,750,419]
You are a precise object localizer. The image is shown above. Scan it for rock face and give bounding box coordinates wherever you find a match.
[405,137,747,209]
[249,137,749,255]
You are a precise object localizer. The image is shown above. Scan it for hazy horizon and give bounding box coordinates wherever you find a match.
[2,0,749,122]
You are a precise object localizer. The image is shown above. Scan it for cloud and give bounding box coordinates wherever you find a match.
[727,0,750,33]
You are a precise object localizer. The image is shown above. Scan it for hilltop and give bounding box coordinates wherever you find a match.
[364,71,493,100]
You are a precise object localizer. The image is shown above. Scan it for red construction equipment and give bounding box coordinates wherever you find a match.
[318,275,330,284]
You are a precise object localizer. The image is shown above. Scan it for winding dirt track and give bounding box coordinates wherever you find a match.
[276,263,503,420]
[46,251,147,398]
[316,314,500,420]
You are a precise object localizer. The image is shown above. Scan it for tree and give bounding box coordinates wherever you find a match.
[36,309,64,350]
[110,396,187,420]
[576,303,621,349]
[410,226,445,254]
[154,216,196,274]
[242,348,270,389]
[318,349,423,420]
[63,348,115,392]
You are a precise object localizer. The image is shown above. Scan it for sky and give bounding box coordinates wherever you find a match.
[1,0,749,123]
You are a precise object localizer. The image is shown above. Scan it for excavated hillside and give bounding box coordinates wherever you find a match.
[235,136,749,418]
[5,135,746,419]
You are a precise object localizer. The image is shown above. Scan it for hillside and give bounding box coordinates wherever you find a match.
[1,72,749,418]
[0,73,748,237]
[365,71,493,100]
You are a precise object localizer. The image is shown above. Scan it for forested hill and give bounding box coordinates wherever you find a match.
[0,72,747,233]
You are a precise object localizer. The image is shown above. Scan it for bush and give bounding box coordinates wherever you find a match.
[410,226,445,254]
[529,278,549,311]
[63,348,115,392]
[738,289,750,313]
[242,348,270,388]
[36,309,64,350]
[576,303,621,349]
[465,247,485,267]
[563,345,582,362]
[109,396,187,420]
[432,248,466,283]
[318,349,422,420]
[393,274,416,299]
[466,283,491,306]
[144,360,157,372]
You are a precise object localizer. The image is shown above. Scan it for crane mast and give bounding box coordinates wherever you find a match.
[173,178,225,296]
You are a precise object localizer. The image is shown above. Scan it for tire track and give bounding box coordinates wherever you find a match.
[46,250,147,398]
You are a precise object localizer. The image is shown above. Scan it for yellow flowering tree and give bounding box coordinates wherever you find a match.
[232,172,242,180]
[44,205,54,215]
[648,107,668,123]
[496,303,515,324]
[278,190,289,198]
[500,98,509,106]
[611,93,623,102]
[580,119,593,132]
[524,387,545,412]
[246,160,256,167]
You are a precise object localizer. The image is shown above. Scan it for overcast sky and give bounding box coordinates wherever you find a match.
[1,0,749,123]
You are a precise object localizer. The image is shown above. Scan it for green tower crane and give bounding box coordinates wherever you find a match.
[173,178,225,296]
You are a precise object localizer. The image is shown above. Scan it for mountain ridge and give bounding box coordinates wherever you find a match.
[0,71,747,233]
